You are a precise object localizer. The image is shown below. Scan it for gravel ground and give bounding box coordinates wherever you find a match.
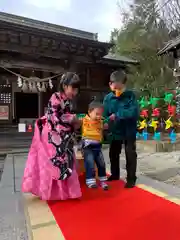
[103,148,180,187]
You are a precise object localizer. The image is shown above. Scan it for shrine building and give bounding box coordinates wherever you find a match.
[158,35,180,81]
[0,12,138,125]
[158,35,180,120]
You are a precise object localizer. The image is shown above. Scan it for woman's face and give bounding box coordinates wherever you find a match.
[64,85,79,99]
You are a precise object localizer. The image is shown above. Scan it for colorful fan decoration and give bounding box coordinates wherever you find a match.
[168,105,176,116]
[149,120,158,131]
[139,119,147,130]
[164,117,173,130]
[140,109,148,118]
[164,93,174,103]
[139,97,149,109]
[153,132,161,141]
[136,90,178,142]
[149,96,159,107]
[152,108,160,117]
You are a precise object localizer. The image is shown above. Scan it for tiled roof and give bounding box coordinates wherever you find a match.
[103,53,139,64]
[0,11,98,41]
[158,36,180,55]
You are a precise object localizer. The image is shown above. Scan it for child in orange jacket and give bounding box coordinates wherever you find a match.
[81,101,108,190]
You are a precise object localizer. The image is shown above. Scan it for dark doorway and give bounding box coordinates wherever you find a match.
[15,92,38,120]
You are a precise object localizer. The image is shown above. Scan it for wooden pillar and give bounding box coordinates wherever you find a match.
[56,76,61,91]
[86,68,91,88]
[38,92,43,118]
[67,61,79,112]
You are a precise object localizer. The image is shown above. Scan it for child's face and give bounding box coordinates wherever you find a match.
[64,85,79,99]
[89,107,103,120]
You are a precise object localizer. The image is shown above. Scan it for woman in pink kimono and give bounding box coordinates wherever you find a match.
[22,72,82,200]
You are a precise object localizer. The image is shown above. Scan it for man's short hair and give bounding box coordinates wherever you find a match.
[88,101,103,112]
[110,70,127,84]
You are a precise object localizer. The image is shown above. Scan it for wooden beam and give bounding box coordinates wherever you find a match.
[0,59,64,73]
[86,68,91,88]
[81,86,108,92]
[0,41,68,60]
[0,41,94,65]
[0,29,109,61]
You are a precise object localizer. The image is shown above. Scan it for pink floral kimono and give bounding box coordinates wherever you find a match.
[22,92,82,200]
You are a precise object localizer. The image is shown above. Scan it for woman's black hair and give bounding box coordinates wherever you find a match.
[59,72,80,92]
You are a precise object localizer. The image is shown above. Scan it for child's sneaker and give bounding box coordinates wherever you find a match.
[87,183,98,189]
[100,181,109,190]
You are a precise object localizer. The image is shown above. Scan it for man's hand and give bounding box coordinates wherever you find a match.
[104,123,109,129]
[109,114,116,121]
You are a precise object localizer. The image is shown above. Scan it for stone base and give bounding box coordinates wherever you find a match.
[137,140,180,152]
[76,151,85,174]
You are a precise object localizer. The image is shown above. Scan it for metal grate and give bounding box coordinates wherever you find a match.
[0,84,12,103]
[0,93,11,103]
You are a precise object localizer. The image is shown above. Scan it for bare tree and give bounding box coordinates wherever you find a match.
[159,0,180,35]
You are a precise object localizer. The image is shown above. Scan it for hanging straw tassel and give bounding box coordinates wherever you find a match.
[28,82,33,92]
[49,79,53,89]
[41,82,46,92]
[22,80,28,92]
[32,82,37,93]
[36,82,41,92]
[17,76,23,88]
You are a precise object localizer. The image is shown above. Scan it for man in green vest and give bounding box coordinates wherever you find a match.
[103,70,139,188]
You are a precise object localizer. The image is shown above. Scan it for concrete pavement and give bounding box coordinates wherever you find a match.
[0,153,28,240]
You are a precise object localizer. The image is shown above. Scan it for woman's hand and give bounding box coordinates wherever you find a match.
[74,120,82,130]
[72,116,82,129]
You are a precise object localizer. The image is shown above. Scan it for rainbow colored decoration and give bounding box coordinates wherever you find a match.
[137,91,178,143]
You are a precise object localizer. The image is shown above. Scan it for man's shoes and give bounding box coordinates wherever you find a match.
[107,175,119,181]
[100,181,109,190]
[124,181,136,188]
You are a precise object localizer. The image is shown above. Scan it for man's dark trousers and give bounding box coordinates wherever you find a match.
[109,139,137,182]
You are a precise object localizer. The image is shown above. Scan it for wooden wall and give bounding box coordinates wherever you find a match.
[90,65,110,89]
[75,65,111,113]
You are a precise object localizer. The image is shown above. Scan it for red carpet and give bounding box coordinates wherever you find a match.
[48,177,180,240]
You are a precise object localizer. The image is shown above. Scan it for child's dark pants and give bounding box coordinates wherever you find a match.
[83,144,107,185]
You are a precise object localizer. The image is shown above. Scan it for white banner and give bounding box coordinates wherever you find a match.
[0,105,9,120]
